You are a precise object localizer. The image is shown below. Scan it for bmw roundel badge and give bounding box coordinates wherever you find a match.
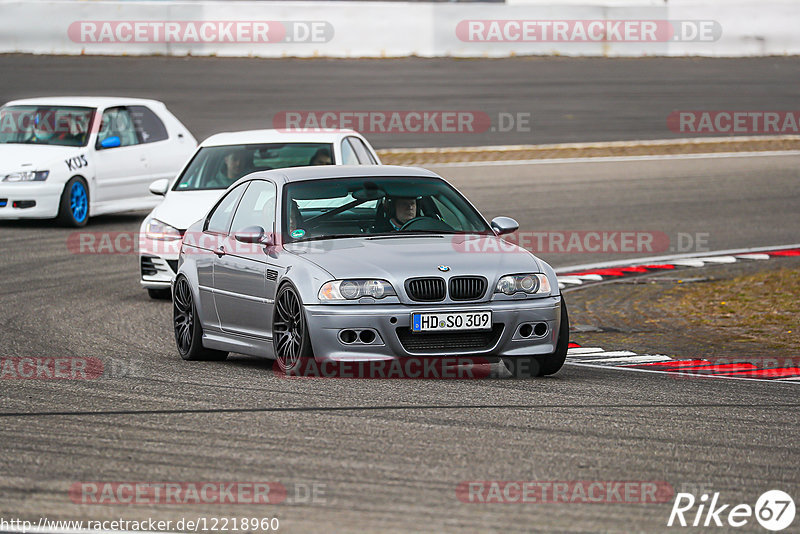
[437,265,450,272]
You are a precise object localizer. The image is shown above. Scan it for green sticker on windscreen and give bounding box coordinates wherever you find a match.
[290,229,306,239]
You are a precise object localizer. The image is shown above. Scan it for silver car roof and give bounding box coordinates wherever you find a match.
[236,165,441,186]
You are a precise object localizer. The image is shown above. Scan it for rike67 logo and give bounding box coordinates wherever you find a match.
[668,490,795,531]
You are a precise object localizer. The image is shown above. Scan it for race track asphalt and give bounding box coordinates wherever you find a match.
[2,55,799,147]
[1,152,798,533]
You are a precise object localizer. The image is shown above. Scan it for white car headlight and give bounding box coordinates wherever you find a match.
[3,171,49,182]
[145,219,182,241]
[495,274,551,296]
[319,279,397,301]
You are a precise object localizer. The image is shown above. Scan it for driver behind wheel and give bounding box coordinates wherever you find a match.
[205,149,252,189]
[387,196,419,231]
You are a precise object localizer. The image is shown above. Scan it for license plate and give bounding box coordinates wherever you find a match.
[411,311,492,332]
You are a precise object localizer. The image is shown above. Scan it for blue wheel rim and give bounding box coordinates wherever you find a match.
[70,182,87,222]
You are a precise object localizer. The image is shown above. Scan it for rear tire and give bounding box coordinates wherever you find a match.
[57,177,90,227]
[173,276,228,361]
[148,288,172,300]
[535,298,570,376]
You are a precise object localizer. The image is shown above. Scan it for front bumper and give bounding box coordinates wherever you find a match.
[139,235,181,289]
[0,182,63,219]
[305,296,562,362]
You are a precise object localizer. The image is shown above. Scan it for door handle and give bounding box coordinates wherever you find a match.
[215,245,226,257]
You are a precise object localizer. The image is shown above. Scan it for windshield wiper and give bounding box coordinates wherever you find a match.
[289,234,364,243]
[366,231,456,239]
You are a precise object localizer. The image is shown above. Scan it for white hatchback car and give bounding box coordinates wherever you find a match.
[139,129,381,298]
[0,97,196,226]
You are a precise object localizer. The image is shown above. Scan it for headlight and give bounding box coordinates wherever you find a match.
[495,274,551,296]
[318,279,397,301]
[145,219,182,241]
[2,171,49,182]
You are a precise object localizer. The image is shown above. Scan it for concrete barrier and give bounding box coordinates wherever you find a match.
[1,0,797,57]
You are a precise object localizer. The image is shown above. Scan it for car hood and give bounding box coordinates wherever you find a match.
[285,234,543,281]
[0,144,84,172]
[148,189,227,230]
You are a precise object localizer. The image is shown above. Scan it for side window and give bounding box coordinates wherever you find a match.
[340,139,359,165]
[347,137,377,164]
[96,107,140,148]
[128,105,169,143]
[206,183,247,234]
[230,180,277,234]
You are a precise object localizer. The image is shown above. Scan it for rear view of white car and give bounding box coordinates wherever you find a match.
[139,129,381,298]
[0,97,196,226]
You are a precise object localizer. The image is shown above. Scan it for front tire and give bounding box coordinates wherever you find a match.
[272,284,313,374]
[502,298,570,378]
[57,177,90,227]
[173,276,228,361]
[535,298,570,376]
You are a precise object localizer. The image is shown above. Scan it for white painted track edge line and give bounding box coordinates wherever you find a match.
[564,361,800,385]
[736,254,771,260]
[554,243,800,274]
[379,136,800,154]
[425,150,800,168]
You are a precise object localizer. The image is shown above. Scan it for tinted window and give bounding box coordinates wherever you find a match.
[347,137,376,164]
[97,107,139,148]
[230,180,277,234]
[283,177,491,242]
[0,105,94,147]
[128,105,168,143]
[174,143,334,192]
[340,139,359,165]
[206,183,247,234]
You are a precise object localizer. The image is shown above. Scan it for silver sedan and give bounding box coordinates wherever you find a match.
[172,165,568,377]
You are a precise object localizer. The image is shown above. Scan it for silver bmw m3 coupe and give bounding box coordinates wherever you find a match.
[172,165,569,377]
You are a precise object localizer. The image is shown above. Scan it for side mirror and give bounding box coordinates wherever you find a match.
[100,136,121,149]
[234,225,273,245]
[491,216,519,236]
[149,178,169,196]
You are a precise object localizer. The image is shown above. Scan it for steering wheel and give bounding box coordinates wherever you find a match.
[398,216,453,232]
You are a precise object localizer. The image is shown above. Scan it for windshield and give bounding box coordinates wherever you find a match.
[0,105,94,147]
[173,143,334,191]
[283,176,492,242]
